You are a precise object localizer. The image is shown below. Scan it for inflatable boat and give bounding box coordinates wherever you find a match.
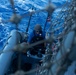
[0,30,46,75]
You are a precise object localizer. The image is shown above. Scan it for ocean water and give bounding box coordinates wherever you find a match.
[0,0,67,49]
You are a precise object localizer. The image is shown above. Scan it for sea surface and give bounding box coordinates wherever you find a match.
[0,0,68,50]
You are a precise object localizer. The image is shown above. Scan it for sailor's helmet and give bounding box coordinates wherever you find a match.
[34,24,42,31]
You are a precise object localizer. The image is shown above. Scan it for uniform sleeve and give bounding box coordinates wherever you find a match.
[27,32,34,43]
[42,31,45,39]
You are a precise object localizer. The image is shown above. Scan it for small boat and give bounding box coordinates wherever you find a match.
[0,30,46,75]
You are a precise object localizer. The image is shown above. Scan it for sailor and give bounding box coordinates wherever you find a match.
[27,24,45,56]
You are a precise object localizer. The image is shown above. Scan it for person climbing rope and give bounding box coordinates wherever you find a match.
[27,24,45,56]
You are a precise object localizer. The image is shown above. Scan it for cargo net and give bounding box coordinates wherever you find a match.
[0,0,76,75]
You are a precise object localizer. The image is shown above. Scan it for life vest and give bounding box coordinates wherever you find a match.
[30,31,45,55]
[31,31,44,45]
